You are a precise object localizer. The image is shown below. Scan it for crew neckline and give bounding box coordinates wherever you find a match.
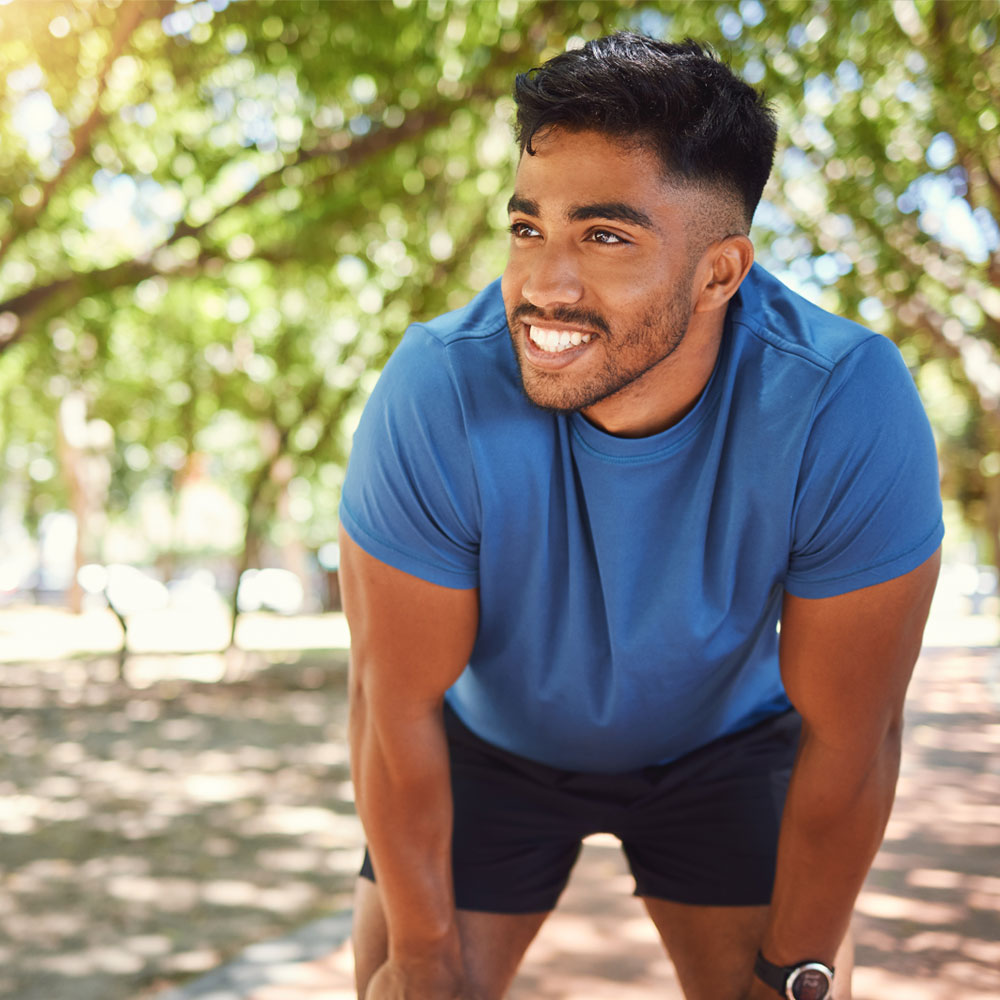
[569,304,736,462]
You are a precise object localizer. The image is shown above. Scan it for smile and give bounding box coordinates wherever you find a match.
[528,326,593,354]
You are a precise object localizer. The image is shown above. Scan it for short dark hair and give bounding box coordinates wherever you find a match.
[513,33,777,226]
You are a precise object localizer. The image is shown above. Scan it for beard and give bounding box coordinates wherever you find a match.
[505,286,694,415]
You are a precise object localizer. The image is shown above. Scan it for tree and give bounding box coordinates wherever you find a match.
[738,0,1000,579]
[0,0,586,635]
[2,0,998,632]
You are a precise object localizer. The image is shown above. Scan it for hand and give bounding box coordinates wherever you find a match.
[364,957,469,1000]
[740,973,840,1000]
[739,976,780,1000]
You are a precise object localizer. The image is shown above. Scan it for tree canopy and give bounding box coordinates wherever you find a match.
[1,0,998,612]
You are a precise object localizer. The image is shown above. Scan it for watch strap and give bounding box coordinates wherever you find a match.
[754,951,835,999]
[753,951,788,995]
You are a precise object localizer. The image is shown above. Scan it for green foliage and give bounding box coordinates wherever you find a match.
[742,1,1000,564]
[1,0,998,578]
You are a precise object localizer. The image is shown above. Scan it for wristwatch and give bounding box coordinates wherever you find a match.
[754,951,835,1000]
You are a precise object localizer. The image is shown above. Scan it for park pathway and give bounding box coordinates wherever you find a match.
[156,645,1000,1000]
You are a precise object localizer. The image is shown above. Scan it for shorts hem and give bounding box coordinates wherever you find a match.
[632,885,774,907]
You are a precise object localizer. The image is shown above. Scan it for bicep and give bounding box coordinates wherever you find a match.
[779,548,941,754]
[339,521,478,721]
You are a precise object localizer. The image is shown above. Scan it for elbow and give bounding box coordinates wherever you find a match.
[347,649,373,768]
[793,717,905,828]
[851,716,906,794]
[873,706,905,778]
[883,711,904,759]
[875,713,904,790]
[348,650,367,712]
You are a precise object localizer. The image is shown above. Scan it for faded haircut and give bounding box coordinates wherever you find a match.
[513,33,777,229]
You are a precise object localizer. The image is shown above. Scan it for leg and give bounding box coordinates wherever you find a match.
[612,714,855,998]
[353,876,550,1000]
[641,897,854,1000]
[642,898,768,1000]
[352,708,586,998]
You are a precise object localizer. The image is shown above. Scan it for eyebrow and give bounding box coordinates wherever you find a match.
[567,201,655,230]
[506,194,655,231]
[506,194,540,216]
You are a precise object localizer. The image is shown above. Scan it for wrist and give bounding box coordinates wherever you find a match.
[745,976,779,1000]
[385,900,462,953]
[393,950,465,991]
[368,955,466,1000]
[389,937,463,976]
[753,950,835,1000]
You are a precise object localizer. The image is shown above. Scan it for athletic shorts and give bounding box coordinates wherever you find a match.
[359,704,801,913]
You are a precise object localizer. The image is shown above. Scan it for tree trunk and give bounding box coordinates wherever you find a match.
[228,472,269,650]
[984,474,1000,631]
[56,397,89,614]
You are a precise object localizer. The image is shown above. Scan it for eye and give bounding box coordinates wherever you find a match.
[588,229,628,245]
[508,221,540,239]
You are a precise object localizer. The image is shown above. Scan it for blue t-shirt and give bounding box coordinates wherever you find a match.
[340,264,944,772]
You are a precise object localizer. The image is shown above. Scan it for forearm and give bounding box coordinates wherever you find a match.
[351,688,461,963]
[760,724,902,967]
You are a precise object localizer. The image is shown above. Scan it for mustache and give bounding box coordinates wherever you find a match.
[508,302,612,337]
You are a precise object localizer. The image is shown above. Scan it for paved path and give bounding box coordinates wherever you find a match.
[156,646,1000,1000]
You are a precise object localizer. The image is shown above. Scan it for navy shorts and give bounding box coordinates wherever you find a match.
[360,705,801,913]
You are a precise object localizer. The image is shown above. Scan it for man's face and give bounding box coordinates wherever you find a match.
[501,128,703,428]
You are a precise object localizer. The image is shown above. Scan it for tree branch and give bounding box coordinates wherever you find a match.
[0,90,490,354]
[0,6,548,353]
[0,0,172,269]
[164,93,478,247]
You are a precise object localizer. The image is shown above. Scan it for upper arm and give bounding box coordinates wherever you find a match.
[339,521,479,721]
[779,548,941,754]
[786,336,943,600]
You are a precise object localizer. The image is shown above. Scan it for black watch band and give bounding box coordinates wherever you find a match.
[754,951,835,1000]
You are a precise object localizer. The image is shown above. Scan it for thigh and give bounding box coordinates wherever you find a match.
[446,704,593,912]
[619,710,802,906]
[642,897,855,1000]
[643,897,768,1000]
[358,708,591,914]
[352,876,550,1000]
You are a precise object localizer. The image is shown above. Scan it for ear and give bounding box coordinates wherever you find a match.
[692,235,754,314]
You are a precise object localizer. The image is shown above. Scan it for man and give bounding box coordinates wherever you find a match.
[338,33,943,1000]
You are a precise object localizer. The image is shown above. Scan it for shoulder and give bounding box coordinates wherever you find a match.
[379,279,518,401]
[730,263,888,374]
[726,264,921,434]
[357,278,543,456]
[406,278,510,354]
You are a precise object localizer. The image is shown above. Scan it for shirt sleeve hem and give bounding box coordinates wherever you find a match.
[784,520,944,600]
[339,501,479,590]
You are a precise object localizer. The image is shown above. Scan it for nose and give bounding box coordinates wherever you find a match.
[519,242,584,311]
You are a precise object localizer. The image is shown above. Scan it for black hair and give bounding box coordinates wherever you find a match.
[513,33,777,226]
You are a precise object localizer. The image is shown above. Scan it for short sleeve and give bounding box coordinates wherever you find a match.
[339,324,480,588]
[785,334,944,598]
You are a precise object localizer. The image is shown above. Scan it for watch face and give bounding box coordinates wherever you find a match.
[790,967,831,1000]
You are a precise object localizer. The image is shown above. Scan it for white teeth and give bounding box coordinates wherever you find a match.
[528,326,593,354]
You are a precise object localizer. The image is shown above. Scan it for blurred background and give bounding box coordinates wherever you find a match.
[1,0,999,638]
[0,1,998,999]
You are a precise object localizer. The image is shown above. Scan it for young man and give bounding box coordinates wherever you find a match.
[338,33,943,1000]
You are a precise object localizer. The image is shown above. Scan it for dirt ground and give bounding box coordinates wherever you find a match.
[1,645,999,1000]
[849,647,1000,999]
[0,650,364,1000]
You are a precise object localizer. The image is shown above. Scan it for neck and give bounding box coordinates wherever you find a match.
[581,309,726,438]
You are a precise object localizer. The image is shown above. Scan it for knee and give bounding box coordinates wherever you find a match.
[352,878,388,998]
[832,923,854,1000]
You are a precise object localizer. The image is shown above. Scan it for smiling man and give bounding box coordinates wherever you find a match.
[338,34,943,1000]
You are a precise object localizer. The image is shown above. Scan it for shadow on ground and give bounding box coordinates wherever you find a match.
[1,647,999,1000]
[0,651,364,1000]
[851,648,1000,999]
